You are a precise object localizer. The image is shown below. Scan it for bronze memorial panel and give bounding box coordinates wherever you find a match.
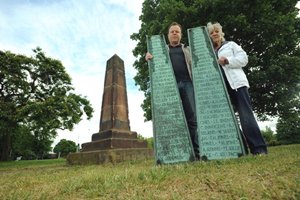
[147,35,195,164]
[188,26,245,160]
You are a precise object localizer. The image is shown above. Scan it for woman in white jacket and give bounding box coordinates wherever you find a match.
[207,22,267,155]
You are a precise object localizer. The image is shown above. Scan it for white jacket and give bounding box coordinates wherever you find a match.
[217,41,249,89]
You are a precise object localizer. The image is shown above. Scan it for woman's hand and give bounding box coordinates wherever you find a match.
[218,56,229,65]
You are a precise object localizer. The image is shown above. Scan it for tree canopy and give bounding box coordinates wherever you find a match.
[131,0,300,122]
[276,112,300,144]
[53,139,77,157]
[0,48,94,161]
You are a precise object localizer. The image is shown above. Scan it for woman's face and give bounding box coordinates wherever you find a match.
[209,28,221,44]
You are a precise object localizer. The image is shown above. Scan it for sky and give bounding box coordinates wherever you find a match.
[1,1,297,148]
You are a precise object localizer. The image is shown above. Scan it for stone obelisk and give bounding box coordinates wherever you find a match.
[92,54,134,142]
[81,54,147,150]
[99,54,131,132]
[67,55,152,164]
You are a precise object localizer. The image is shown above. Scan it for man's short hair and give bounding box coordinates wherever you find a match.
[168,22,182,32]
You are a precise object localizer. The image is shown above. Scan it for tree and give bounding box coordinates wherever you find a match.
[53,139,77,157]
[276,112,300,144]
[11,126,36,160]
[146,137,154,149]
[137,134,154,148]
[31,131,53,159]
[0,48,94,161]
[10,125,54,160]
[131,0,300,122]
[261,126,278,146]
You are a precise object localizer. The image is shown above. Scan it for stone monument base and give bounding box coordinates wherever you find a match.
[67,129,153,165]
[66,148,153,165]
[81,138,148,151]
[91,130,138,141]
[81,130,149,152]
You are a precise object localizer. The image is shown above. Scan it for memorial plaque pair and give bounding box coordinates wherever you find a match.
[147,27,245,164]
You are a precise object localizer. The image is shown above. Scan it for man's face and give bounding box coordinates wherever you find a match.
[168,25,182,45]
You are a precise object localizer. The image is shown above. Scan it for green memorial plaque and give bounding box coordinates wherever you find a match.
[188,27,245,160]
[147,35,195,164]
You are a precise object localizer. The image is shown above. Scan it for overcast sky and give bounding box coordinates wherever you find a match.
[1,1,296,147]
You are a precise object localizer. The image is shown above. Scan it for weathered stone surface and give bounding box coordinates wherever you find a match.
[99,54,131,132]
[67,148,153,165]
[81,138,148,151]
[92,130,138,141]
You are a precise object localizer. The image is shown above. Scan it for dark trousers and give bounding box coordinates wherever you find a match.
[227,86,268,154]
[177,81,199,156]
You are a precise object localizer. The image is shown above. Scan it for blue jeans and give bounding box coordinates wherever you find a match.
[177,81,199,156]
[227,86,268,154]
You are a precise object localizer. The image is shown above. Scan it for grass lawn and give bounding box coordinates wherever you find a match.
[0,144,299,200]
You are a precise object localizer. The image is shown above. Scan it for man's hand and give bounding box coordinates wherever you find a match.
[145,52,153,61]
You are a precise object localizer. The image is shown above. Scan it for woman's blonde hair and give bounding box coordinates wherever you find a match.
[206,22,225,42]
